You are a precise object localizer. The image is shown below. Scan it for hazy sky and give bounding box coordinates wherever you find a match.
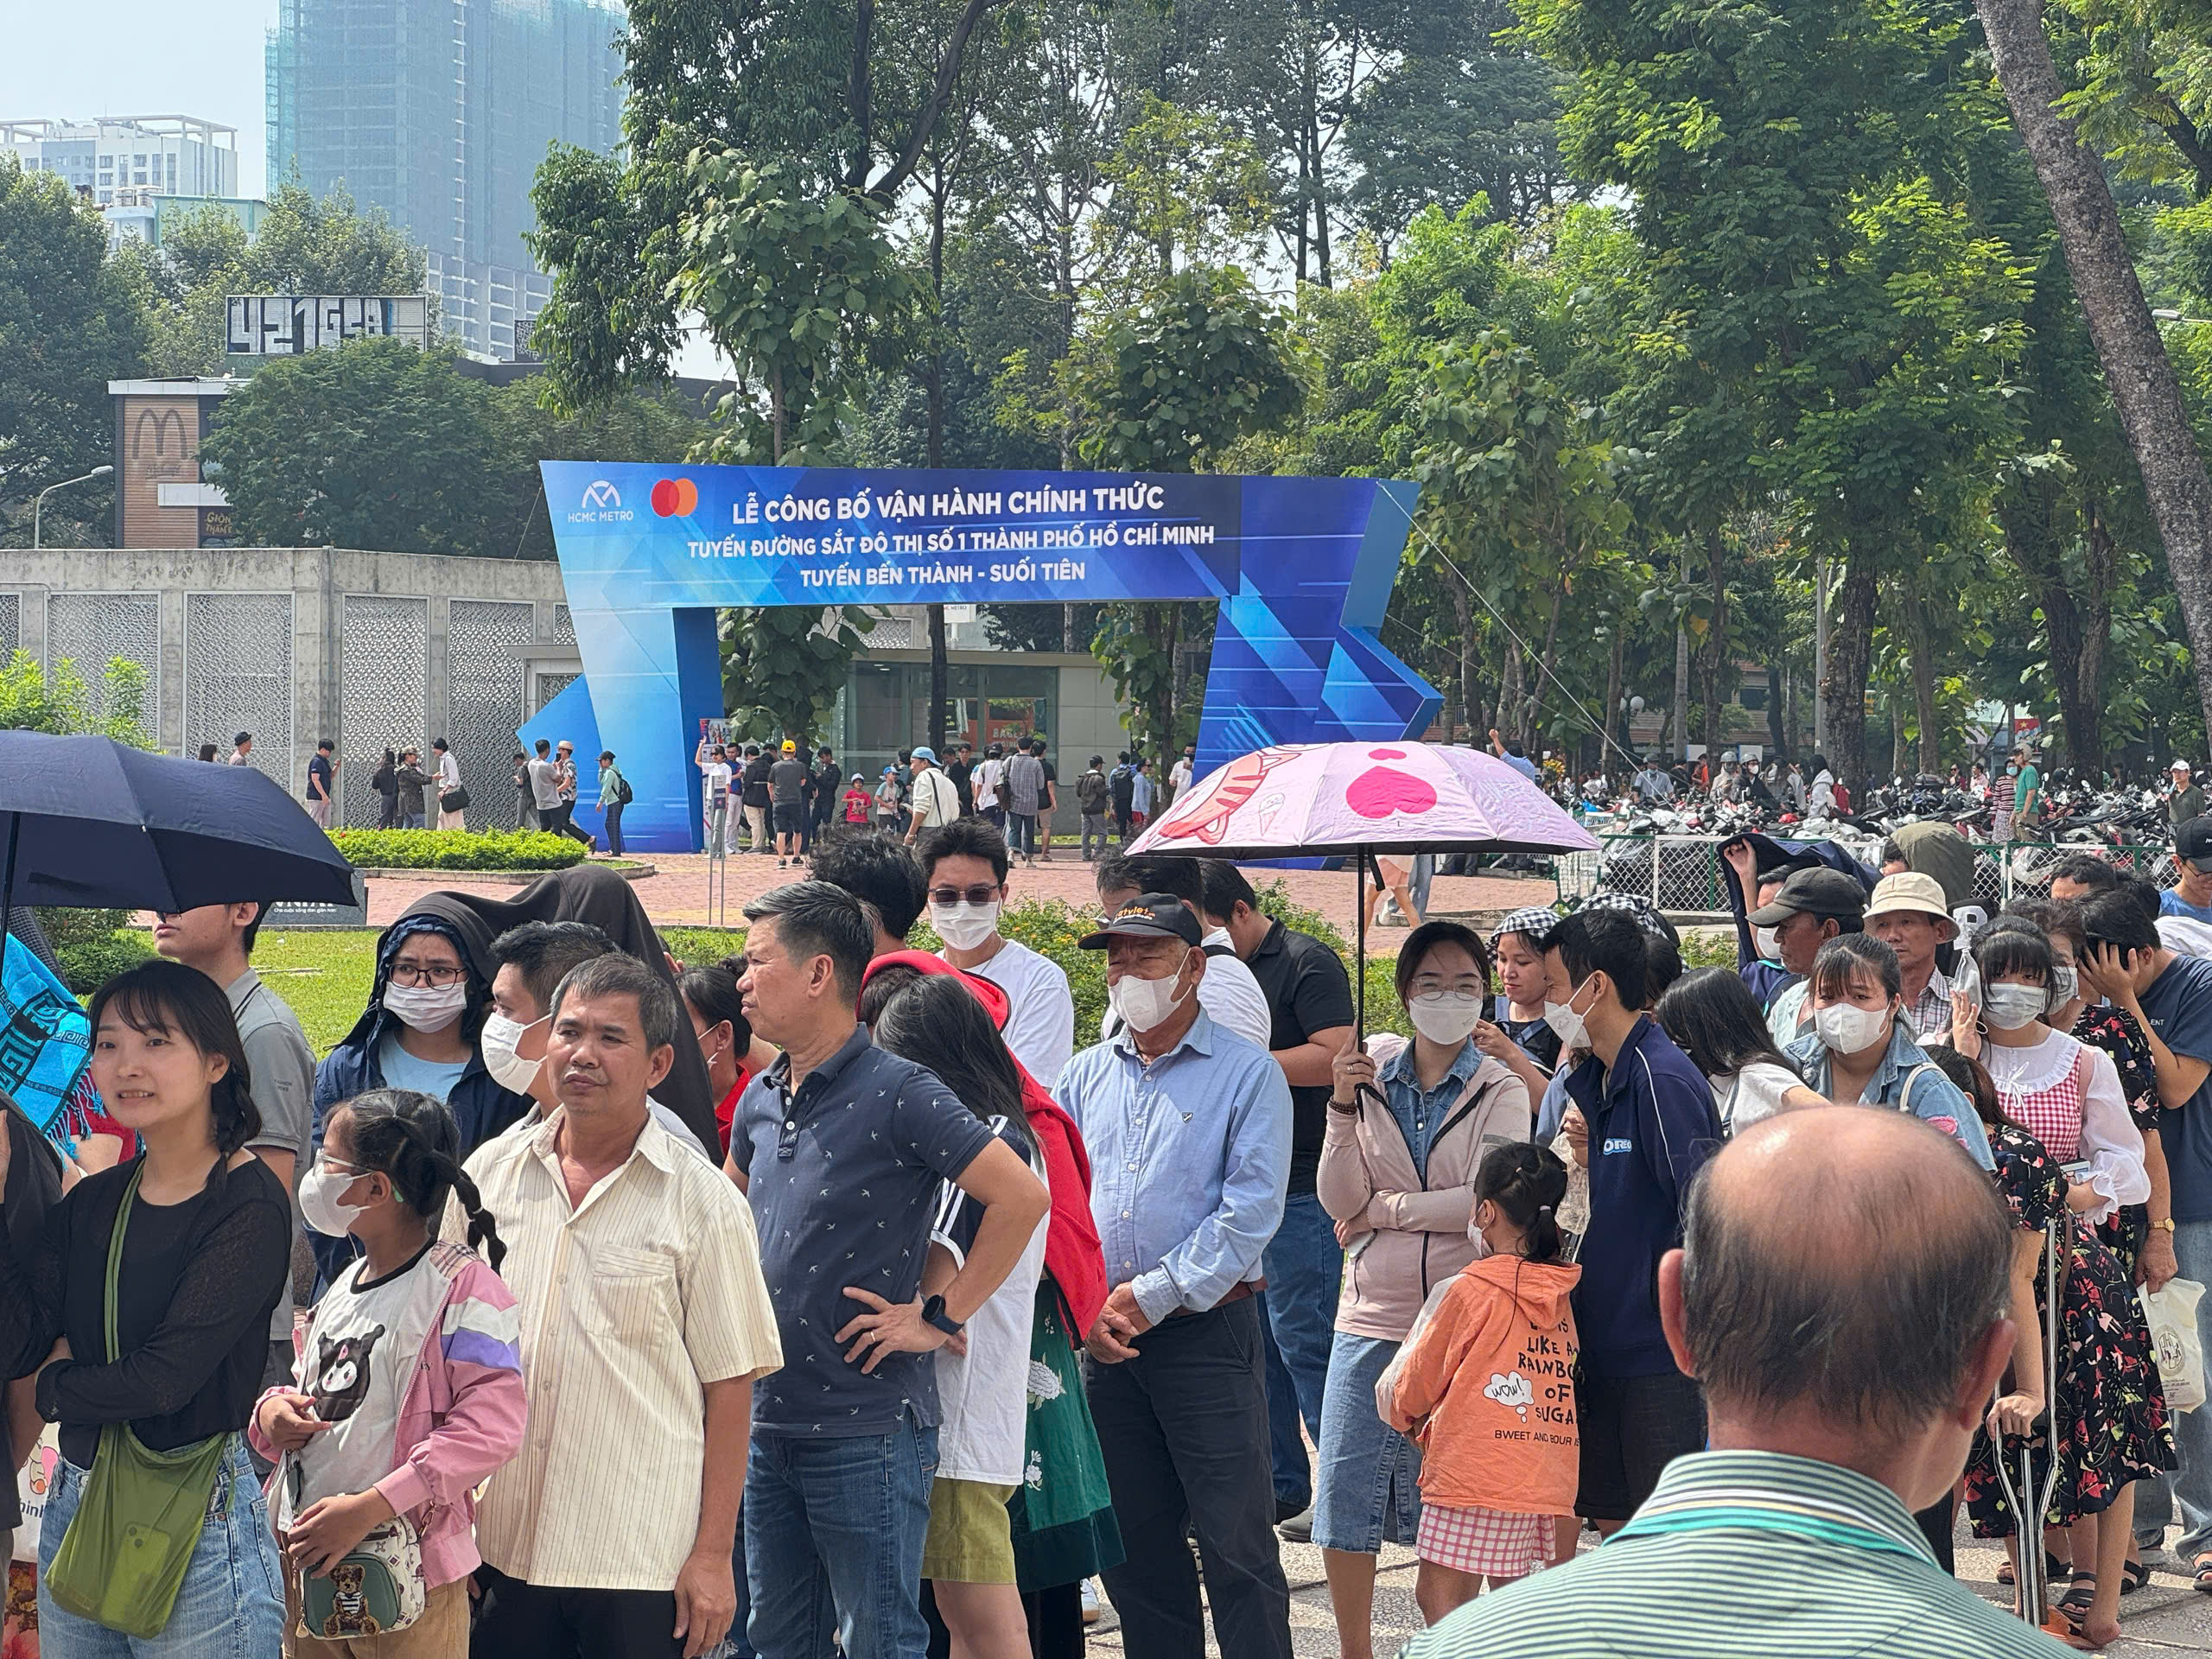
[3,0,281,196]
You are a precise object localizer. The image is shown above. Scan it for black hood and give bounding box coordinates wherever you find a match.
[397,864,718,1151]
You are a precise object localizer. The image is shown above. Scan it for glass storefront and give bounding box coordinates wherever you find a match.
[840,660,1056,788]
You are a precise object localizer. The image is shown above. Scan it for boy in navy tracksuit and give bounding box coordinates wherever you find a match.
[1540,909,1723,1532]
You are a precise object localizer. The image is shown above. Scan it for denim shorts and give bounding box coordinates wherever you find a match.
[1311,1332,1421,1553]
[37,1431,285,1659]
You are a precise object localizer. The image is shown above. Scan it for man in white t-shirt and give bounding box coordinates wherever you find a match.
[1167,744,1195,806]
[1094,854,1274,1048]
[904,747,961,843]
[918,818,1076,1084]
[696,737,734,853]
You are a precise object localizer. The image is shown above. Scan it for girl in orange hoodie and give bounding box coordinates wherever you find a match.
[1384,1143,1581,1625]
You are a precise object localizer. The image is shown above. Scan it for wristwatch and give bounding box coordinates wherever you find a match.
[2151,1217,2177,1234]
[921,1294,965,1338]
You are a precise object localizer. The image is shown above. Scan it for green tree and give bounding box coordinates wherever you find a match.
[1068,266,1305,752]
[0,158,145,546]
[199,338,702,556]
[125,186,431,378]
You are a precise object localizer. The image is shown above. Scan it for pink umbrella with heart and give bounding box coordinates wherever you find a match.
[1127,741,1597,1030]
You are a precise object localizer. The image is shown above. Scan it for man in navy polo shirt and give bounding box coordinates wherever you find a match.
[731,882,1050,1658]
[1542,908,1723,1535]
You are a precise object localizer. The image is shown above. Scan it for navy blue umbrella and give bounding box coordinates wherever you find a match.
[0,733,359,913]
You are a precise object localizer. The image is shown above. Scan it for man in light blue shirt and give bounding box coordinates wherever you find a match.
[1056,893,1294,1659]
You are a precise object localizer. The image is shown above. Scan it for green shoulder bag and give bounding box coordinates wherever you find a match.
[45,1165,230,1637]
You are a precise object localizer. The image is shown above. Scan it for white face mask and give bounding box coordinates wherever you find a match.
[1109,967,1190,1033]
[931,899,1001,950]
[299,1157,372,1237]
[1814,1001,1890,1056]
[1543,980,1596,1048]
[381,979,468,1033]
[1982,983,2049,1031]
[2050,964,2078,1007]
[1752,925,1783,964]
[479,1011,547,1093]
[1408,990,1483,1046]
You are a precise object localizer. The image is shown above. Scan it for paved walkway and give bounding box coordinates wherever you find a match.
[1082,1529,2212,1656]
[361,849,1560,938]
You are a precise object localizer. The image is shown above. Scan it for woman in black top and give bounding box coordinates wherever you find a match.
[0,960,289,1655]
[372,747,400,829]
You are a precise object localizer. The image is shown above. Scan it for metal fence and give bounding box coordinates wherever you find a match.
[1557,836,2178,916]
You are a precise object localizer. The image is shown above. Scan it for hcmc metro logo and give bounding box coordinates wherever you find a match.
[568,479,634,524]
[652,478,700,517]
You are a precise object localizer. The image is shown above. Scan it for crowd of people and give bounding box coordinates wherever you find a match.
[3,782,2209,1659]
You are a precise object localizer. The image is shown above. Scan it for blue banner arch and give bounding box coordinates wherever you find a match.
[531,461,1439,852]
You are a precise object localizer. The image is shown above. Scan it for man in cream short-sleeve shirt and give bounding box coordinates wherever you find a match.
[455,952,779,1659]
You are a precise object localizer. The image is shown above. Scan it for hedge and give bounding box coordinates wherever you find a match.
[329,829,588,872]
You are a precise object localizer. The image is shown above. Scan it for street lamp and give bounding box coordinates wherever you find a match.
[32,466,113,549]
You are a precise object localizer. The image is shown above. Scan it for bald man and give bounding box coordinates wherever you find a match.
[1405,1109,2071,1658]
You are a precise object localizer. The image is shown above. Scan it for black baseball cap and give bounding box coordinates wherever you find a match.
[1748,867,1867,925]
[1079,893,1204,950]
[2178,816,2212,870]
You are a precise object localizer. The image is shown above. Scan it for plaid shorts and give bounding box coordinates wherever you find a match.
[1414,1504,1552,1578]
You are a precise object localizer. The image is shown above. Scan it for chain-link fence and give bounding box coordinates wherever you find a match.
[1557,836,2178,915]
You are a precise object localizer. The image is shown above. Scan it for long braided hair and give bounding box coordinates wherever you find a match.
[327,1088,505,1270]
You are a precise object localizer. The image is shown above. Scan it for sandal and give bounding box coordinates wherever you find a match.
[2195,1553,2212,1593]
[2056,1573,2097,1624]
[2119,1559,2150,1595]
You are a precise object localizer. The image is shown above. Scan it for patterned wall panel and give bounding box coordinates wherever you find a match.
[550,603,575,644]
[340,596,429,826]
[186,594,294,782]
[46,592,161,731]
[448,600,534,829]
[533,671,578,715]
[0,593,19,660]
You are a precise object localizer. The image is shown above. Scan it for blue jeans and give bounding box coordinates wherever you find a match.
[1311,1332,1421,1552]
[744,1415,937,1659]
[1260,1191,1340,1509]
[37,1433,284,1659]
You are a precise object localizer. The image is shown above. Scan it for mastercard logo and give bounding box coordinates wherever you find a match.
[651,478,700,517]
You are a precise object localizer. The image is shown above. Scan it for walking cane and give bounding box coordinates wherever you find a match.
[1990,1216,2066,1630]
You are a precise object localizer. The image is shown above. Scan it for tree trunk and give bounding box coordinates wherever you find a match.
[1672,625,1690,764]
[1699,531,1730,763]
[1452,582,1480,737]
[1997,487,2096,772]
[2080,502,2115,770]
[1899,569,1940,774]
[1979,0,2212,742]
[925,167,949,754]
[1530,578,1568,748]
[1767,657,1788,758]
[1604,621,1626,769]
[1823,546,1879,793]
[1891,692,1909,779]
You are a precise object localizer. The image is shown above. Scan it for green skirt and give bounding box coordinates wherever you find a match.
[1008,1281,1124,1591]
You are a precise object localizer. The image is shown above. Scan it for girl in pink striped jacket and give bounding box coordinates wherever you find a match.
[251,1089,527,1656]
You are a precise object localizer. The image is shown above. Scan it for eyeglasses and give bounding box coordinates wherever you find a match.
[930,885,1001,907]
[390,960,466,987]
[1409,976,1484,999]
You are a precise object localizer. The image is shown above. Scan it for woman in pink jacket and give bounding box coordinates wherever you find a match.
[251,1089,526,1656]
[1314,923,1531,1659]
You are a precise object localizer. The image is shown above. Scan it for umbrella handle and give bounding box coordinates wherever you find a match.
[1354,849,1372,1045]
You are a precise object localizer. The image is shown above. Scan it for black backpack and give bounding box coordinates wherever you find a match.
[1109,765,1135,810]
